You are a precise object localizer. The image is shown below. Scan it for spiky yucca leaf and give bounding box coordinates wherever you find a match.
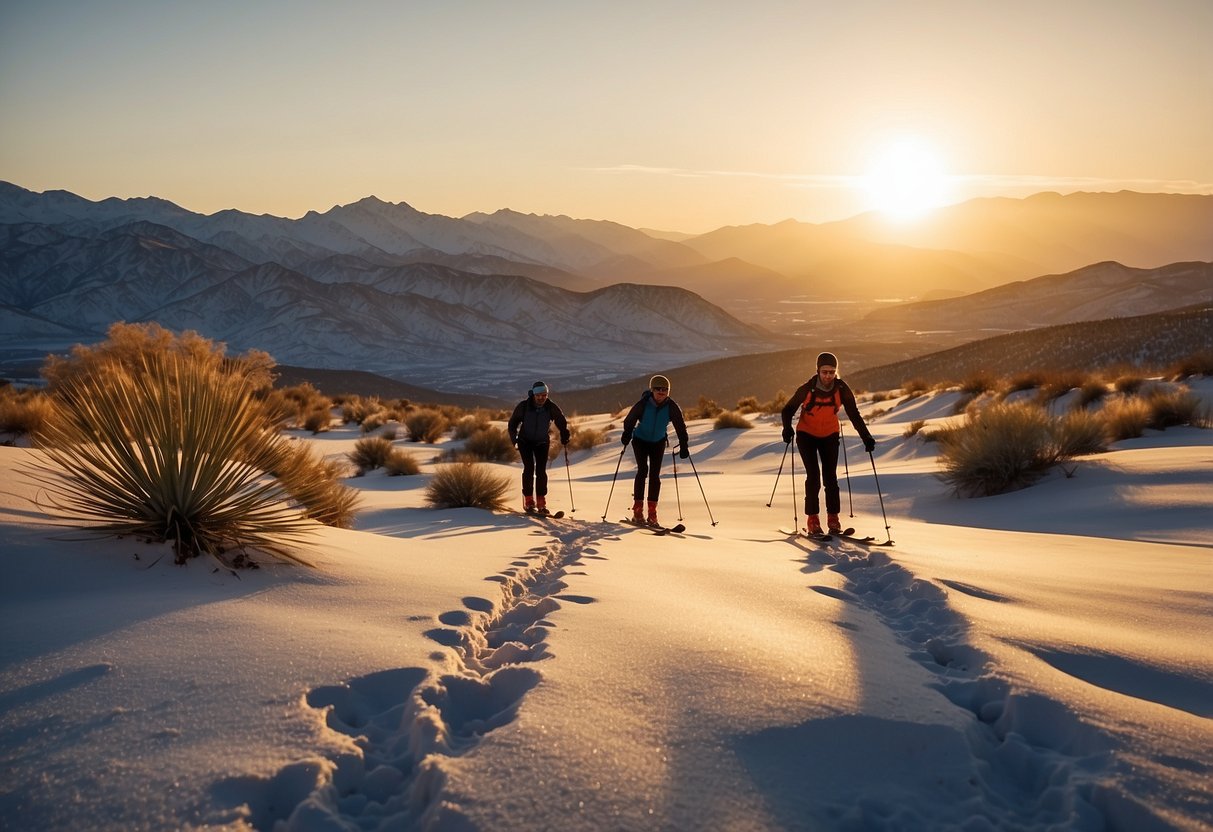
[29,354,315,566]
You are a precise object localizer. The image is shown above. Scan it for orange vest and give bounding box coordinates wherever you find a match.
[796,384,841,438]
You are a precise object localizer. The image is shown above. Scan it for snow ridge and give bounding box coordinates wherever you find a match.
[241,517,602,831]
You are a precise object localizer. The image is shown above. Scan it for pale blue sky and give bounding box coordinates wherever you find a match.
[2,0,1210,231]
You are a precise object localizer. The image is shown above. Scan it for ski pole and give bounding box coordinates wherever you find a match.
[767,439,790,507]
[869,450,894,546]
[563,446,576,513]
[684,452,717,526]
[669,443,685,522]
[840,423,854,518]
[601,442,628,522]
[791,437,799,532]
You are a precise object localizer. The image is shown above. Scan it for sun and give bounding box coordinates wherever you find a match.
[861,139,952,221]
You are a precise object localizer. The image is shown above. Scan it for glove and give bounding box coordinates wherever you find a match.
[560,432,570,446]
[782,426,794,444]
[863,436,876,453]
[621,431,632,447]
[678,443,689,460]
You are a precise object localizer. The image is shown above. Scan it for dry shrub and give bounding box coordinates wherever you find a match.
[1145,389,1203,430]
[1076,381,1109,409]
[361,412,388,434]
[452,413,491,440]
[449,426,516,462]
[30,352,314,567]
[350,436,394,472]
[686,395,723,420]
[1039,371,1089,402]
[268,441,360,528]
[1113,375,1145,395]
[1101,397,1153,441]
[302,407,335,433]
[384,448,421,476]
[342,396,382,425]
[1049,410,1107,457]
[424,462,511,510]
[1003,372,1045,396]
[903,419,927,438]
[566,425,607,452]
[938,401,1058,496]
[960,372,997,396]
[1168,350,1213,380]
[713,411,753,430]
[405,408,450,443]
[735,396,761,414]
[0,389,55,441]
[42,321,276,393]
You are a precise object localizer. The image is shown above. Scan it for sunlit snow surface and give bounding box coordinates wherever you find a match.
[1,380,1210,830]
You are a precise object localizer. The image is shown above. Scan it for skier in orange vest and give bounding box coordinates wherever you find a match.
[780,352,875,536]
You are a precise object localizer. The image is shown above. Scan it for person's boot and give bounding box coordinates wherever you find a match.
[647,501,660,527]
[631,500,644,524]
[827,513,842,534]
[536,495,549,516]
[805,514,823,536]
[524,495,536,514]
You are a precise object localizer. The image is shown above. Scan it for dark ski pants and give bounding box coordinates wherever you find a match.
[796,431,841,516]
[631,437,666,502]
[518,440,551,497]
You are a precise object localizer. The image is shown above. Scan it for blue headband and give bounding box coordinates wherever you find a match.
[531,383,548,395]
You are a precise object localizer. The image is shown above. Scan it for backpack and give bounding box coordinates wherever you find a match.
[796,382,842,438]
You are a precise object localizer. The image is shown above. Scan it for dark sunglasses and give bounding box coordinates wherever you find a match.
[652,386,669,392]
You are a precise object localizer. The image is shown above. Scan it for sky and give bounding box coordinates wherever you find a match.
[2,0,1211,232]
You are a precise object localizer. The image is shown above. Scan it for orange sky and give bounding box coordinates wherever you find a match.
[2,1,1210,232]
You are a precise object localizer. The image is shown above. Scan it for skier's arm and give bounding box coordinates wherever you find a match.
[839,381,875,450]
[781,382,811,434]
[551,401,571,444]
[507,401,525,444]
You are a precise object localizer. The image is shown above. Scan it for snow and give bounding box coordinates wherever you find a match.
[1,385,1211,831]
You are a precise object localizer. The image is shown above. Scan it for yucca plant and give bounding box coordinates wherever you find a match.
[424,462,511,510]
[29,353,315,566]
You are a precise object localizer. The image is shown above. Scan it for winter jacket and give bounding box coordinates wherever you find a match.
[781,376,873,443]
[509,394,570,445]
[622,390,689,449]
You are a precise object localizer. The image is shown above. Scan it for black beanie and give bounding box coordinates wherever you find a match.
[817,352,838,369]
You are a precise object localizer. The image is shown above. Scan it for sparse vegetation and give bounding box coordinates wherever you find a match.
[1076,381,1109,409]
[1049,410,1107,457]
[452,413,492,440]
[404,408,450,443]
[448,426,516,463]
[1101,396,1153,441]
[713,411,753,430]
[1168,350,1213,380]
[685,395,723,420]
[268,441,361,528]
[0,388,55,442]
[424,462,511,510]
[384,448,422,476]
[937,401,1058,497]
[735,396,760,414]
[349,436,394,472]
[1144,388,1203,430]
[903,419,927,438]
[565,425,607,452]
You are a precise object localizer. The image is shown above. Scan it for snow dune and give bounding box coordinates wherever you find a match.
[1,383,1210,831]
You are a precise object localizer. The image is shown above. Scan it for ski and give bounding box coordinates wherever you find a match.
[620,518,686,535]
[516,509,566,519]
[779,527,833,542]
[837,531,877,544]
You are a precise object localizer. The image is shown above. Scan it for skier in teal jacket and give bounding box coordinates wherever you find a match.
[621,374,690,527]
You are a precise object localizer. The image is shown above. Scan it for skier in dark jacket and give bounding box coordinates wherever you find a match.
[621,374,690,527]
[508,381,570,514]
[780,352,875,536]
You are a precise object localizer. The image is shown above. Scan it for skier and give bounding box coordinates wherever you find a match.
[621,374,690,527]
[780,352,876,536]
[508,381,570,515]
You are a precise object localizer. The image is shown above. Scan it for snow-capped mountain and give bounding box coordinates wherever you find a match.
[0,213,778,395]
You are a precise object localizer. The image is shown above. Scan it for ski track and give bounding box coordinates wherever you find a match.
[210,522,1171,831]
[212,516,603,831]
[806,540,1164,830]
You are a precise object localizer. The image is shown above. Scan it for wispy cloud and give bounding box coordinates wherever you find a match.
[588,165,1213,194]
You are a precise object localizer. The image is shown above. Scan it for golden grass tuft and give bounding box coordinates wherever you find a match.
[424,462,511,510]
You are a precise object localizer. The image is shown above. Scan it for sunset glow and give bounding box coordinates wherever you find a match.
[861,139,954,220]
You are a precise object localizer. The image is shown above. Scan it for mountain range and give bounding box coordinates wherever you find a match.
[2,182,1209,396]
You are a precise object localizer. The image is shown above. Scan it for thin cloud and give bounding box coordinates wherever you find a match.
[588,165,1213,194]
